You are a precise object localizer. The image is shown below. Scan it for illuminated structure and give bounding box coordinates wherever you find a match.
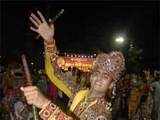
[56,54,96,72]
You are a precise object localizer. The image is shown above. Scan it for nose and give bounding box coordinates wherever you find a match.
[95,73,104,82]
[98,72,104,78]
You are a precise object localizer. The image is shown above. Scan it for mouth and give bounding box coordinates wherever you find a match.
[95,81,103,87]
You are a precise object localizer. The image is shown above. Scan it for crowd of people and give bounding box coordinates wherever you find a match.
[0,10,160,120]
[0,59,160,120]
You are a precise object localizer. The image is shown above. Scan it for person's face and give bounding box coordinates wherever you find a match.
[90,68,113,93]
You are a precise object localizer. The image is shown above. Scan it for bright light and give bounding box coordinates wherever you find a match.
[115,36,125,44]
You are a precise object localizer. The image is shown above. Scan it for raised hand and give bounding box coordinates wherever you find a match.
[21,86,50,109]
[29,11,54,42]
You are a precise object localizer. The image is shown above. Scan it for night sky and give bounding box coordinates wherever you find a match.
[1,1,159,69]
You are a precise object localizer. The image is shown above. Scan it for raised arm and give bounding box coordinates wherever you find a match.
[29,11,78,98]
[29,10,57,61]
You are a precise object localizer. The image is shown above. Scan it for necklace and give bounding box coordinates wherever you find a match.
[86,90,106,102]
[79,92,105,112]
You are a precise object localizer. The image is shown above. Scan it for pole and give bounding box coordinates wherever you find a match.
[21,54,38,120]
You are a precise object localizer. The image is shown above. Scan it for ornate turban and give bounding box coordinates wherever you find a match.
[93,51,125,81]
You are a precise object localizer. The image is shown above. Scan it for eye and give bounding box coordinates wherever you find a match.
[93,71,100,75]
[104,73,109,78]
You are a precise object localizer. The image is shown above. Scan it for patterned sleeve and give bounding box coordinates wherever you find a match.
[44,40,89,98]
[39,102,74,120]
[44,40,72,98]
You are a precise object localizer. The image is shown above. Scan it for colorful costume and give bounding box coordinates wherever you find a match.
[128,84,154,120]
[40,40,125,120]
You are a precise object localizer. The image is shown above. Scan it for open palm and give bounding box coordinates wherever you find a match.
[29,11,54,41]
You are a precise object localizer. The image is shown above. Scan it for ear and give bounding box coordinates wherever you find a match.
[106,83,114,98]
[109,82,114,90]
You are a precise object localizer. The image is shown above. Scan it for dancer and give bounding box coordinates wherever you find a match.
[21,11,125,120]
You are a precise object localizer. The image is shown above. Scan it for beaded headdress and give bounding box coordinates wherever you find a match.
[93,51,125,81]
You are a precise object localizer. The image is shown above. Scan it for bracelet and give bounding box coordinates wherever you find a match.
[39,102,73,120]
[44,39,55,45]
[45,41,58,55]
[39,102,59,120]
